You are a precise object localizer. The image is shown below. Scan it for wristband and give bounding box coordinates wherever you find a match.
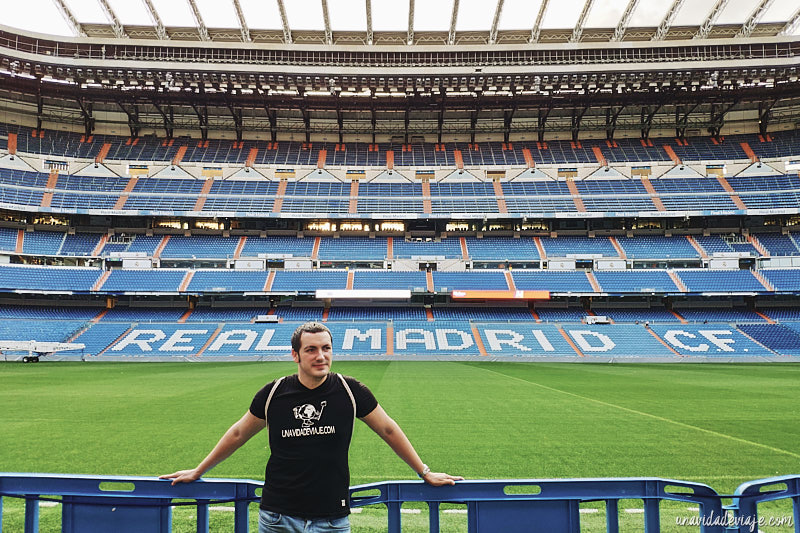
[417,465,430,479]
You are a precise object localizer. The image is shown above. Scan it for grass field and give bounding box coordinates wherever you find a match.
[2,361,799,531]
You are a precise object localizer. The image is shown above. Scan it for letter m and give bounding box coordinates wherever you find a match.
[342,328,382,350]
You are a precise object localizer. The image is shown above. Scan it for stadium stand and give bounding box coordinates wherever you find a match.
[539,236,619,258]
[615,236,700,259]
[736,324,800,356]
[675,269,767,292]
[100,270,186,293]
[317,237,387,261]
[0,265,101,292]
[270,270,349,292]
[593,270,679,293]
[464,237,540,261]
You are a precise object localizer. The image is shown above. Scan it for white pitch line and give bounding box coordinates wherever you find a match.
[477,367,800,460]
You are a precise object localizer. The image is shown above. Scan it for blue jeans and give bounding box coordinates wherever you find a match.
[258,510,350,533]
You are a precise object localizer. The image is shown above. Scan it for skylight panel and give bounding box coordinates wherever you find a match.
[106,0,151,26]
[456,0,495,32]
[372,0,409,31]
[284,0,324,31]
[151,0,195,27]
[760,0,799,23]
[540,0,584,29]
[716,0,760,25]
[328,0,367,31]
[628,1,673,27]
[671,0,716,26]
[239,0,282,30]
[414,0,453,32]
[497,0,543,31]
[584,0,627,28]
[10,1,69,35]
[195,0,240,29]
[64,0,107,24]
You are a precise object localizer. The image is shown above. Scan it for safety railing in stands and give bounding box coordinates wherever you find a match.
[0,473,798,532]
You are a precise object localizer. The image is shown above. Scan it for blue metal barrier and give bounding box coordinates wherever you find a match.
[0,473,261,533]
[349,478,726,533]
[728,475,800,533]
[1,473,735,533]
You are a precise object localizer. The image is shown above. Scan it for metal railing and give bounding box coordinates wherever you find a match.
[1,473,798,532]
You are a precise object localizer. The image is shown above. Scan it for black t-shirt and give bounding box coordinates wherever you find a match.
[249,373,378,519]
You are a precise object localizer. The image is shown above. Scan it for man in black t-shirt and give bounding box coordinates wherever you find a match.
[161,321,462,533]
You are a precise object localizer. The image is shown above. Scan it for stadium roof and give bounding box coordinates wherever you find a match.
[8,0,800,45]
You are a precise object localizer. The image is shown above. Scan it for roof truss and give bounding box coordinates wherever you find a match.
[366,0,373,45]
[97,0,127,38]
[321,0,332,45]
[448,0,460,45]
[232,0,251,42]
[52,0,86,37]
[652,0,685,41]
[612,0,640,42]
[142,0,168,40]
[407,0,415,45]
[781,5,800,35]
[530,0,549,43]
[695,0,731,40]
[738,0,776,37]
[276,0,293,44]
[186,0,210,41]
[489,0,505,45]
[570,0,595,43]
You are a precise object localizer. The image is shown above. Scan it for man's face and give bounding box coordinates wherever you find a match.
[292,330,333,383]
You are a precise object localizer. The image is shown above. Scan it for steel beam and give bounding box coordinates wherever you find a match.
[366,0,373,45]
[612,0,639,42]
[276,0,293,44]
[448,0,460,45]
[489,0,505,45]
[232,0,251,42]
[652,0,685,41]
[738,0,775,38]
[780,6,800,36]
[407,0,415,45]
[186,0,210,41]
[52,0,86,37]
[530,0,549,43]
[142,0,169,40]
[98,0,127,38]
[322,0,333,45]
[570,0,595,43]
[695,0,730,40]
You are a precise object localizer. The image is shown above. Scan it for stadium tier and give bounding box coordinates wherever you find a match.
[1,230,795,263]
[5,127,800,166]
[1,312,795,358]
[5,167,800,219]
[0,264,784,295]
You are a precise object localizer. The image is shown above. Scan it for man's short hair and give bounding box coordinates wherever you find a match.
[291,322,333,352]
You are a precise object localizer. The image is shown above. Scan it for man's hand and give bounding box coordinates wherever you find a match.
[422,471,464,486]
[159,469,202,486]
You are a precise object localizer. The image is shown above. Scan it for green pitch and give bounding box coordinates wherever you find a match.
[1,361,799,531]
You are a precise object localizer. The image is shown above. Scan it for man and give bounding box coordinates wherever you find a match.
[161,321,462,533]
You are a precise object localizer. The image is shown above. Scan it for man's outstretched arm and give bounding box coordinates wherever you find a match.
[160,411,265,485]
[361,404,463,486]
